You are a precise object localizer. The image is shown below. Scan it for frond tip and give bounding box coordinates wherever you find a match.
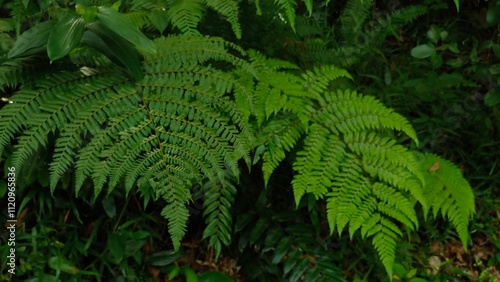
[418,152,475,248]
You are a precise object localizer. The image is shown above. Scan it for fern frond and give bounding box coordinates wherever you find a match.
[293,124,345,204]
[326,153,367,234]
[261,117,305,185]
[371,218,398,277]
[205,0,242,39]
[313,89,419,145]
[362,157,426,210]
[274,0,297,31]
[389,5,427,27]
[166,0,205,36]
[1,35,255,251]
[339,0,372,44]
[50,80,138,193]
[125,11,150,29]
[418,153,475,248]
[8,72,123,171]
[344,132,424,184]
[69,47,112,67]
[202,170,237,258]
[0,57,41,88]
[161,193,190,250]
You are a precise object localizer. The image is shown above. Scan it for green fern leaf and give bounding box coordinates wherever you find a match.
[314,89,419,145]
[166,0,205,36]
[274,0,297,31]
[339,0,372,44]
[344,132,424,184]
[371,218,398,278]
[161,195,190,250]
[205,0,242,39]
[202,171,237,258]
[262,118,305,185]
[418,153,475,248]
[293,124,345,204]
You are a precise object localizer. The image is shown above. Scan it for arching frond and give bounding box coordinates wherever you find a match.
[0,35,255,250]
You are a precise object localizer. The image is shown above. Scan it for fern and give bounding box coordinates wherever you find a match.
[0,56,43,89]
[250,0,326,32]
[129,0,242,38]
[417,153,475,247]
[166,0,205,37]
[1,1,475,276]
[202,169,237,258]
[205,0,242,39]
[0,35,254,250]
[247,54,474,277]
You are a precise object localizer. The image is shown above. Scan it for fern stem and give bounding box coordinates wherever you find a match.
[113,195,131,233]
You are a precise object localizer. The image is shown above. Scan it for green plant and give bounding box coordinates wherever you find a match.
[0,0,477,280]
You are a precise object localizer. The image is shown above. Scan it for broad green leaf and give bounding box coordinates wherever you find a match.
[47,14,86,62]
[8,21,56,58]
[392,263,407,279]
[272,236,293,264]
[407,268,418,278]
[199,271,233,282]
[132,230,150,240]
[288,258,309,282]
[485,90,500,107]
[453,0,459,12]
[96,6,156,54]
[184,267,199,282]
[48,257,79,274]
[111,1,122,11]
[410,278,429,282]
[410,44,435,59]
[248,218,270,243]
[283,249,300,275]
[426,26,440,44]
[84,22,144,81]
[168,266,181,280]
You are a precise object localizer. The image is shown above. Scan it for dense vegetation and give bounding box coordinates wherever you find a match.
[0,0,498,281]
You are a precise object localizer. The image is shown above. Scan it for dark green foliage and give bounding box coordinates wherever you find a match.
[0,0,483,281]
